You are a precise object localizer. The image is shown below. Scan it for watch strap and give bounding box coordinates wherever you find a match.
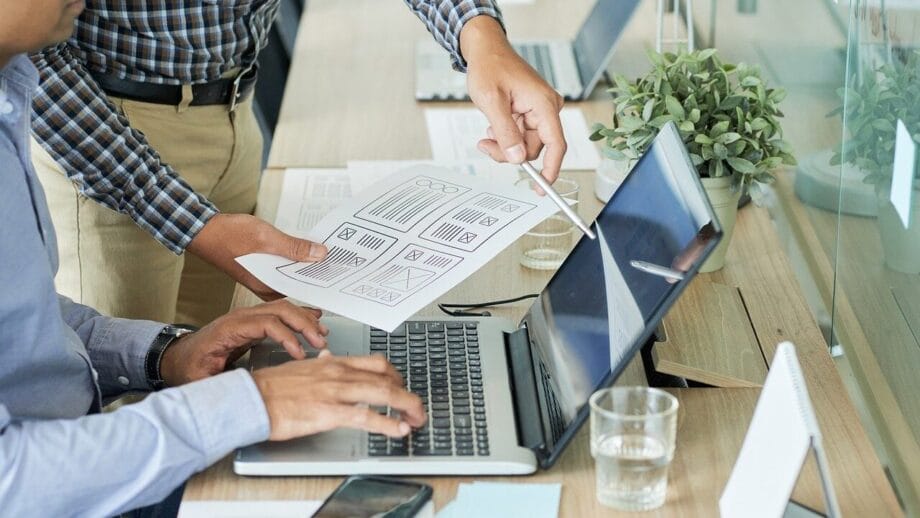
[145,326,193,390]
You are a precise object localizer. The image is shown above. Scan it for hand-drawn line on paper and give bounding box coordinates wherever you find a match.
[354,175,470,232]
[277,223,396,288]
[343,244,462,306]
[419,192,537,252]
[480,216,498,226]
[423,254,452,268]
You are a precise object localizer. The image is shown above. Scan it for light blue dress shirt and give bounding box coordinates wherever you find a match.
[0,55,270,517]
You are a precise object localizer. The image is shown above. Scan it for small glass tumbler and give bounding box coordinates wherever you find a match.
[589,387,679,511]
[515,176,580,270]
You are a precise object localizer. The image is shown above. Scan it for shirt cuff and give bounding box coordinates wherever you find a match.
[131,174,220,254]
[451,6,506,72]
[177,369,271,465]
[86,318,165,393]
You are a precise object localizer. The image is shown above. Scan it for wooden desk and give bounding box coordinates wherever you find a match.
[186,0,902,515]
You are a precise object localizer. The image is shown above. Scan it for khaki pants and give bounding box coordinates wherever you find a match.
[32,95,263,327]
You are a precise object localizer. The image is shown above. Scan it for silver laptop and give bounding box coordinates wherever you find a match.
[415,0,641,101]
[235,122,723,476]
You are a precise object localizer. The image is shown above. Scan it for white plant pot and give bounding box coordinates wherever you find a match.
[700,176,742,273]
[875,185,920,274]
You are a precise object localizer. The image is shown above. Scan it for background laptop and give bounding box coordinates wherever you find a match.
[415,0,641,101]
[235,122,723,476]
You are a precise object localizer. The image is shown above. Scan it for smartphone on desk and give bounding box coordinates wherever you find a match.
[312,475,433,518]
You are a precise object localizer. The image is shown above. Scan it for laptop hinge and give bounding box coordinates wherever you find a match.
[503,327,547,454]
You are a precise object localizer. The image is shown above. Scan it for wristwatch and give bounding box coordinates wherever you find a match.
[145,325,195,390]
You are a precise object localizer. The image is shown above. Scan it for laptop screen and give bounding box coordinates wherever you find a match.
[521,123,722,464]
[573,0,641,94]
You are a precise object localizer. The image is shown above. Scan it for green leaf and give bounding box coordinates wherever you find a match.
[689,153,705,166]
[716,132,742,145]
[710,120,730,138]
[697,48,718,61]
[642,98,655,122]
[694,134,714,145]
[714,142,729,160]
[741,74,762,87]
[679,120,695,133]
[665,95,686,120]
[727,157,756,174]
[603,147,627,160]
[589,123,607,141]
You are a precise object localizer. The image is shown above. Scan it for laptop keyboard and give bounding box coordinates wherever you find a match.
[367,321,490,457]
[514,43,558,88]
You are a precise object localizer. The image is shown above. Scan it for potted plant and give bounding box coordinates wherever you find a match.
[590,48,795,272]
[830,51,920,274]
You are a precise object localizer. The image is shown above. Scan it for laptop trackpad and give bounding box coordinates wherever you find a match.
[257,428,363,461]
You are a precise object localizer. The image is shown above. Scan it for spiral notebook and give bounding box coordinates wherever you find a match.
[720,342,842,518]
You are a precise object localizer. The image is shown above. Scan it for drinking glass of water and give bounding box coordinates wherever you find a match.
[589,387,679,511]
[515,176,580,270]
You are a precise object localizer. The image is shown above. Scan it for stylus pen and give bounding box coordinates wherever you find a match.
[520,161,597,240]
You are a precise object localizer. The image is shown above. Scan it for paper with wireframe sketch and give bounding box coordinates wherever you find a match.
[236,165,564,331]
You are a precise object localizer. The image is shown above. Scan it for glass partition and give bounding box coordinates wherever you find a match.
[672,0,919,512]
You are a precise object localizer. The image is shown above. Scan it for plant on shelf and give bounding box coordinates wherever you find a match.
[829,50,920,274]
[590,47,795,271]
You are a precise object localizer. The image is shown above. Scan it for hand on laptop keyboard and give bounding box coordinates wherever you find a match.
[252,353,426,441]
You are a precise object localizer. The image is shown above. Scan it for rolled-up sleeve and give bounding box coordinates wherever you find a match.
[404,0,504,71]
[0,369,270,518]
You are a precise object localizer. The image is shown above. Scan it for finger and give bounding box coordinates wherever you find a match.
[264,227,328,262]
[244,300,328,349]
[474,90,527,164]
[333,382,426,427]
[231,315,306,360]
[533,104,567,183]
[523,131,545,161]
[334,354,402,380]
[337,405,415,438]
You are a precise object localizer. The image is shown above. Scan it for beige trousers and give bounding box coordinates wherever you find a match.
[32,95,263,327]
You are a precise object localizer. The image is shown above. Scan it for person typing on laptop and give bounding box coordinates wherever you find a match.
[28,0,567,330]
[0,4,424,515]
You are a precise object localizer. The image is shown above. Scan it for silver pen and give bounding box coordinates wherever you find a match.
[520,161,596,240]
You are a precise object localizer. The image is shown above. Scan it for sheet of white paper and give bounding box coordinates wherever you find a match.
[891,119,916,228]
[425,107,601,171]
[274,168,376,236]
[720,343,820,518]
[177,500,321,518]
[238,165,561,331]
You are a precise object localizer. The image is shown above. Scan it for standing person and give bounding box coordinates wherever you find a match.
[1,4,425,515]
[30,1,568,328]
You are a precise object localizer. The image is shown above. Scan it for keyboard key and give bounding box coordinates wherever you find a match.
[446,323,463,329]
[432,410,450,419]
[370,336,387,344]
[453,406,470,415]
[457,449,475,456]
[390,336,407,344]
[427,322,445,332]
[371,329,387,337]
[465,322,478,329]
[454,415,472,428]
[408,322,426,334]
[389,326,406,337]
[432,418,450,428]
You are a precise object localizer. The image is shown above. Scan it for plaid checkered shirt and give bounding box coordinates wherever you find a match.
[30,0,502,254]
